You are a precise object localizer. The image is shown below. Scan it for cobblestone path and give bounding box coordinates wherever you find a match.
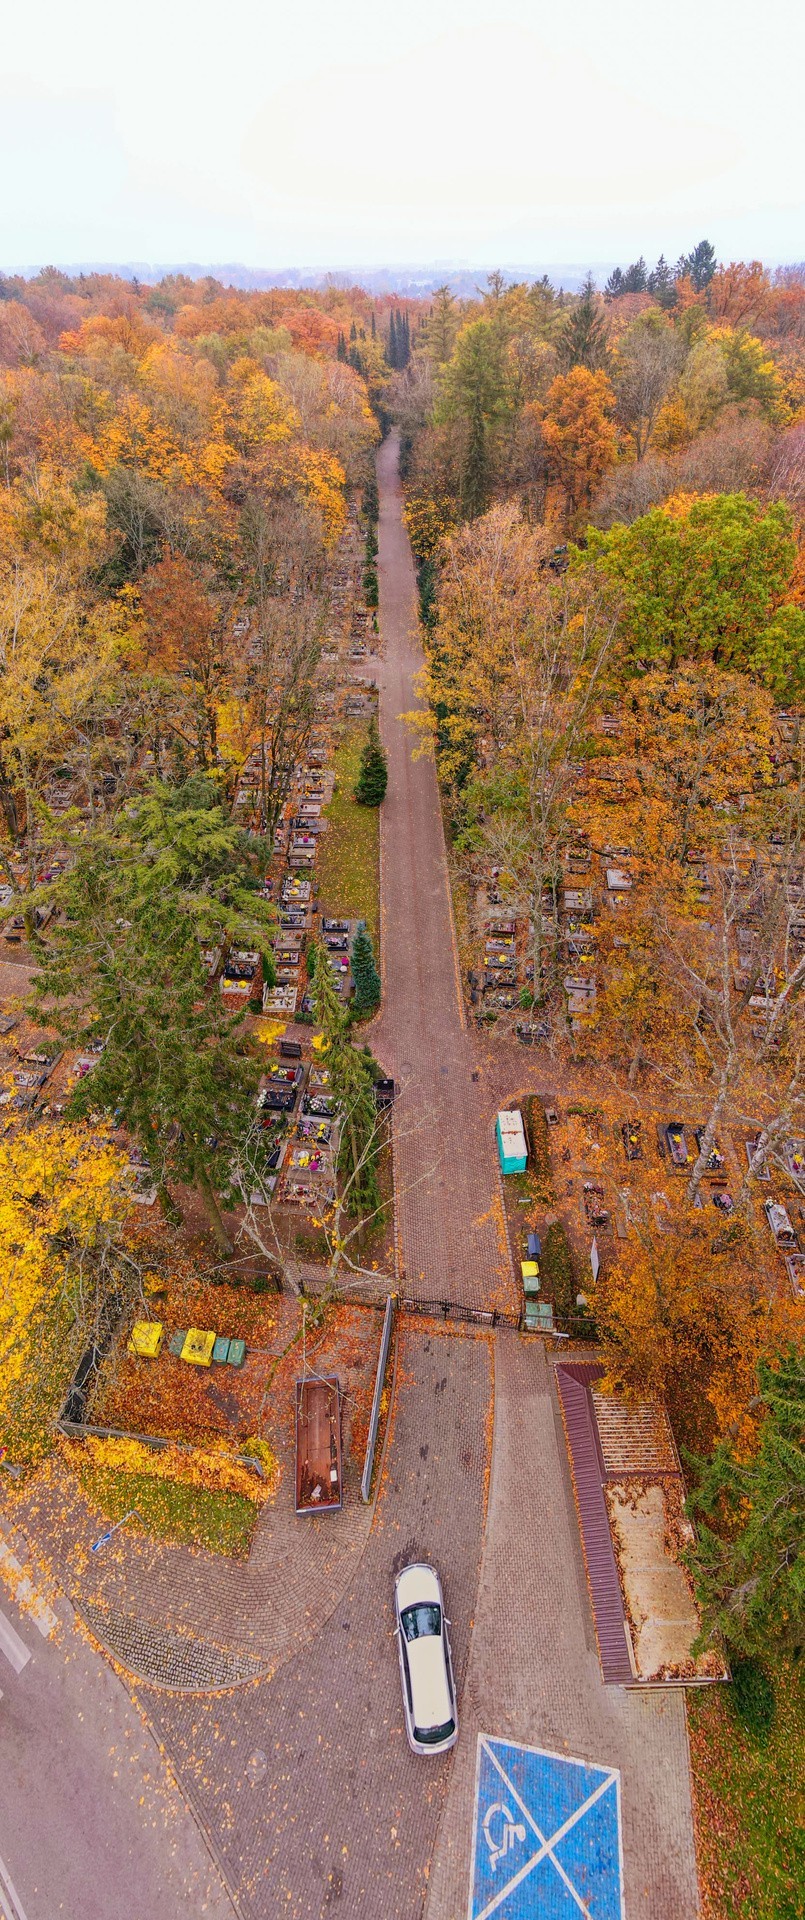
[425,1334,700,1920]
[147,1327,493,1919]
[373,433,517,1312]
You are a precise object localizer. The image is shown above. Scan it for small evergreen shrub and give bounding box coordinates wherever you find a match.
[363,566,379,608]
[351,922,381,1015]
[729,1658,776,1744]
[542,1221,576,1322]
[354,719,388,806]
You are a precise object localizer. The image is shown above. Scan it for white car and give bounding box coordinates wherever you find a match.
[394,1563,458,1756]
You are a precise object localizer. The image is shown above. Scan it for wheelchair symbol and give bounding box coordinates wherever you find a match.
[482,1801,527,1874]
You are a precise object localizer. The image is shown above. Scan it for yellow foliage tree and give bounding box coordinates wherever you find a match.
[0,1124,133,1461]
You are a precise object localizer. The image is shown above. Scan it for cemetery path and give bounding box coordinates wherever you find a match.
[373,432,517,1311]
[372,432,701,1920]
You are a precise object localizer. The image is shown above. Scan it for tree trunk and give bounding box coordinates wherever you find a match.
[735,1113,792,1208]
[686,1060,734,1204]
[532,890,544,1004]
[158,1183,183,1227]
[627,1042,643,1089]
[0,764,19,842]
[194,1160,233,1257]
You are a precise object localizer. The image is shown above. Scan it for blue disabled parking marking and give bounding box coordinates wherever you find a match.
[468,1734,624,1920]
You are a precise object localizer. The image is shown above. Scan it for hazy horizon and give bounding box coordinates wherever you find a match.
[4,0,804,270]
[4,256,802,303]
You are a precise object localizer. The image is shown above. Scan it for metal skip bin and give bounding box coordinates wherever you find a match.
[295,1376,343,1514]
[496,1108,528,1176]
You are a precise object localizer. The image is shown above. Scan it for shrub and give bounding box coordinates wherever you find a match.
[541,1221,577,1322]
[523,1095,553,1183]
[250,1272,279,1294]
[363,566,379,607]
[729,1658,776,1744]
[61,1432,277,1504]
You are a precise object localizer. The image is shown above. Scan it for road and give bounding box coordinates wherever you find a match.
[372,434,516,1311]
[0,1527,238,1920]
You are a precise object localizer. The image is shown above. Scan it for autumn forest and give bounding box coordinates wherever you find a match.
[0,247,803,1919]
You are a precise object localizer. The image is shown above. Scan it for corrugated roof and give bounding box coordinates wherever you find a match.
[591,1391,682,1480]
[555,1362,634,1685]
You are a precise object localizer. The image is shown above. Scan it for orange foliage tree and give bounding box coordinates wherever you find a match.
[543,366,617,524]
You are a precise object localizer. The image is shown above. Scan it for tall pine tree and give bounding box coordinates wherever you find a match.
[351,922,381,1016]
[354,717,388,805]
[557,274,610,373]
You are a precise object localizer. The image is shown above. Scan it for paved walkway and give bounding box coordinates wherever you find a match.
[0,1522,239,1920]
[373,434,516,1312]
[424,1336,700,1920]
[16,1448,372,1687]
[147,1325,493,1918]
[370,447,698,1917]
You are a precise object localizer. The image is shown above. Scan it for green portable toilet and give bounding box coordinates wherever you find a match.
[496,1108,528,1175]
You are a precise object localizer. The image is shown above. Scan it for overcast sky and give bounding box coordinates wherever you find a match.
[3,0,803,274]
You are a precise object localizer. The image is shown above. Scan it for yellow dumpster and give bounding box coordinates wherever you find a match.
[180,1327,216,1367]
[127,1320,164,1358]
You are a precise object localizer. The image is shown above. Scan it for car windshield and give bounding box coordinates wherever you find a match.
[414,1717,455,1745]
[401,1602,441,1642]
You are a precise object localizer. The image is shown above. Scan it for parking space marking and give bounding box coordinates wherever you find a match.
[0,1539,58,1638]
[0,1609,30,1677]
[470,1735,625,1920]
[0,1853,30,1920]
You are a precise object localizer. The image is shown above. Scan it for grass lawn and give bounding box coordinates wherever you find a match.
[317,725,380,947]
[78,1464,258,1559]
[688,1656,805,1919]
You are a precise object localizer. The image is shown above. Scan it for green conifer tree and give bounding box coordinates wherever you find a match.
[311,943,379,1217]
[354,717,388,805]
[350,922,381,1015]
[462,393,488,519]
[556,274,610,373]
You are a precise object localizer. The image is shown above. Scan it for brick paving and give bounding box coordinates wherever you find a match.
[147,1326,494,1918]
[18,1447,373,1684]
[80,1601,266,1689]
[373,433,518,1315]
[16,1305,382,1685]
[425,1335,700,1920]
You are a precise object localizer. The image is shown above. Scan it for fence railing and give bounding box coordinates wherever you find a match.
[401,1296,521,1330]
[398,1295,594,1338]
[361,1294,396,1502]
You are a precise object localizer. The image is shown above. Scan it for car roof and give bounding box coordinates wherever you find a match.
[395,1563,441,1611]
[407,1633,452,1729]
